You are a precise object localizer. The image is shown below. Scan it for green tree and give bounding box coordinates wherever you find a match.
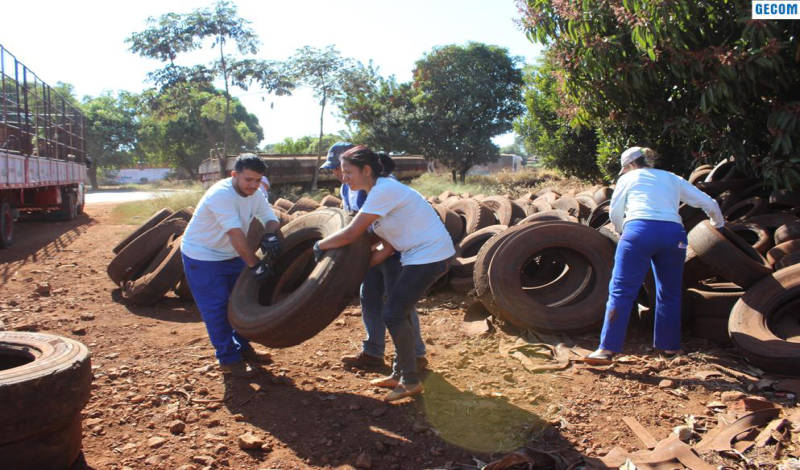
[517,0,800,187]
[82,92,141,189]
[338,63,418,153]
[514,60,602,180]
[499,135,529,157]
[127,1,293,176]
[287,45,356,189]
[272,134,341,154]
[138,84,263,177]
[412,42,524,182]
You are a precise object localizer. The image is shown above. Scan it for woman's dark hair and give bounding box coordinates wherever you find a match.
[341,145,396,179]
[234,153,266,174]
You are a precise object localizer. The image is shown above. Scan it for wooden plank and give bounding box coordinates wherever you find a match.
[622,416,658,450]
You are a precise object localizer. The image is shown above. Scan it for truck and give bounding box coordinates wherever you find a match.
[0,45,89,248]
[198,152,428,188]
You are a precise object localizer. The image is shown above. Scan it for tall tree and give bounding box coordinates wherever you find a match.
[127,1,293,177]
[412,42,524,182]
[82,92,141,189]
[287,46,355,189]
[517,0,800,187]
[272,134,341,155]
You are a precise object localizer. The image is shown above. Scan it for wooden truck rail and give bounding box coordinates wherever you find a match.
[199,154,429,188]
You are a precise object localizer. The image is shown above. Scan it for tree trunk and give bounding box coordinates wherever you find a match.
[451,169,457,184]
[219,37,231,180]
[89,165,99,190]
[310,91,327,191]
[459,170,467,183]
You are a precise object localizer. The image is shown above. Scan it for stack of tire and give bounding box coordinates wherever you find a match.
[682,159,800,376]
[0,331,92,468]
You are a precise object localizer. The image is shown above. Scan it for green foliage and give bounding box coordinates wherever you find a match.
[127,1,293,158]
[271,134,341,154]
[412,43,525,182]
[514,61,602,181]
[499,135,529,158]
[516,0,800,187]
[83,91,140,169]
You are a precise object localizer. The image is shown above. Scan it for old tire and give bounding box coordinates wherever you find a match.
[0,332,91,456]
[107,218,188,285]
[691,317,732,346]
[0,202,12,249]
[432,204,465,244]
[766,240,800,266]
[688,221,773,289]
[774,221,800,245]
[447,199,496,235]
[112,208,173,254]
[722,197,769,223]
[288,197,320,215]
[487,222,615,333]
[122,235,185,306]
[451,225,508,277]
[174,275,194,301]
[593,187,613,205]
[0,413,83,470]
[683,282,744,319]
[727,222,773,255]
[587,200,611,229]
[449,276,474,296]
[320,195,342,208]
[729,264,800,375]
[228,209,370,347]
[274,198,294,211]
[480,196,514,226]
[517,210,578,225]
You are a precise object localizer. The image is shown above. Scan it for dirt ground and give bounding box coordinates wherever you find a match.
[0,204,796,470]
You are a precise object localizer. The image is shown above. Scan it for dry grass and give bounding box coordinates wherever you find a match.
[110,190,204,225]
[410,169,589,199]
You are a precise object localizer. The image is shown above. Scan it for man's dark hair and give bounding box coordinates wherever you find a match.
[234,153,266,174]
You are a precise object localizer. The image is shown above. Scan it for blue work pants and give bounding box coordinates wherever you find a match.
[599,220,687,353]
[182,254,252,365]
[383,260,448,385]
[360,255,426,359]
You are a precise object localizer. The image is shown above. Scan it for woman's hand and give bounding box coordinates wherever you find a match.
[369,239,396,267]
[318,211,380,250]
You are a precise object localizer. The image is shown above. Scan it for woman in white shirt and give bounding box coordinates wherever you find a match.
[586,147,724,364]
[314,146,454,401]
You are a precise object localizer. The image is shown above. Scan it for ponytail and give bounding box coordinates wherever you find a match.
[341,145,395,180]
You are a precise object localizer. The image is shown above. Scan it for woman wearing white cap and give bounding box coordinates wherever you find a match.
[585,147,725,364]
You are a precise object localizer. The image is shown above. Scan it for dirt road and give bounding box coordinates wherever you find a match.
[0,204,793,469]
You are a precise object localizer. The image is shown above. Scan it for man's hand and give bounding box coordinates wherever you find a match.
[313,241,325,263]
[250,260,273,284]
[259,233,283,261]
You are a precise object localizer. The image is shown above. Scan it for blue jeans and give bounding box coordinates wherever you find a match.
[360,255,426,358]
[182,254,252,365]
[383,260,449,385]
[600,220,687,353]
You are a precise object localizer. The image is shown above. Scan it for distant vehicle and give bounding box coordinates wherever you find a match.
[0,45,89,248]
[199,152,429,188]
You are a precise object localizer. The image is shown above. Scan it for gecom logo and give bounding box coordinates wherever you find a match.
[753,1,800,19]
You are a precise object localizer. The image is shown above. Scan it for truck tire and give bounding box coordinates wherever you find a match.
[107,218,188,285]
[54,192,77,221]
[766,240,800,266]
[517,210,578,225]
[163,207,194,222]
[122,235,184,306]
[729,264,800,375]
[320,195,342,208]
[447,199,496,235]
[451,225,508,277]
[552,196,590,221]
[449,275,474,296]
[687,221,772,288]
[683,282,744,319]
[774,221,800,245]
[487,222,615,333]
[723,197,769,222]
[508,201,528,225]
[593,187,613,205]
[0,202,12,249]
[769,189,800,208]
[173,276,194,301]
[112,208,173,254]
[587,200,611,228]
[688,168,712,186]
[228,209,370,347]
[691,317,732,346]
[274,198,294,211]
[480,196,514,226]
[0,332,91,448]
[727,222,773,255]
[288,197,320,215]
[432,204,465,244]
[0,413,83,470]
[776,251,800,270]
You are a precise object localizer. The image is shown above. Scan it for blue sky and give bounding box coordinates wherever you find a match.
[2,0,542,147]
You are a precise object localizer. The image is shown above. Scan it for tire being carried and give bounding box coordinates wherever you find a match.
[228,209,370,347]
[0,332,92,469]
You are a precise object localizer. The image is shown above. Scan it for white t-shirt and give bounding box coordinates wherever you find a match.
[181,178,279,261]
[359,177,455,265]
[259,176,270,199]
[610,168,724,233]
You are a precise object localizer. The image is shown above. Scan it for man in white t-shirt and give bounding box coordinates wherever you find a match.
[259,175,270,199]
[181,154,283,378]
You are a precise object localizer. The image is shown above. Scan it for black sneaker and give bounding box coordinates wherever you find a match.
[219,361,258,378]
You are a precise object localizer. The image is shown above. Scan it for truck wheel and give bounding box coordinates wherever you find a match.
[0,203,12,249]
[54,193,76,221]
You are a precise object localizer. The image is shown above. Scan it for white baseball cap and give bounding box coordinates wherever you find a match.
[619,147,644,174]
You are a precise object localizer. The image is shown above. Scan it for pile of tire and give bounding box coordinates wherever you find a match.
[426,186,615,299]
[0,332,92,469]
[681,159,800,376]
